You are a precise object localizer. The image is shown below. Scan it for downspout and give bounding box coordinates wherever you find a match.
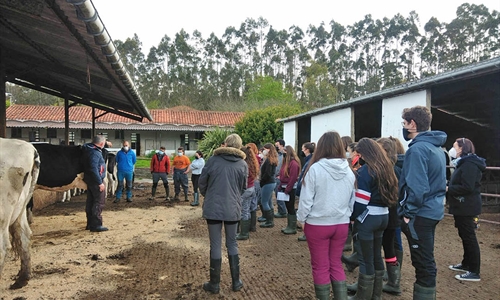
[66,0,152,121]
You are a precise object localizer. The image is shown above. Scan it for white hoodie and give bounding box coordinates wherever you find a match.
[297,158,356,226]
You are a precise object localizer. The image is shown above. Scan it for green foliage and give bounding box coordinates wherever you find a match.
[245,75,294,105]
[234,105,303,146]
[198,127,233,160]
[135,157,152,168]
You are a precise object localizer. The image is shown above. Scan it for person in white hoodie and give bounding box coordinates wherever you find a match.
[297,131,356,300]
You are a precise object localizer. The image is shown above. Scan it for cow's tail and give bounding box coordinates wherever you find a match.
[26,149,41,225]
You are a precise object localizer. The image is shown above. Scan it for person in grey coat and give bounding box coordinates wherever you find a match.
[199,133,248,294]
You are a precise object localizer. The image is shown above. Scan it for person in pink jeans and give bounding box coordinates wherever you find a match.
[297,131,356,300]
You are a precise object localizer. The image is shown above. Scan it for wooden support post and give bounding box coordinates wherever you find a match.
[0,47,6,138]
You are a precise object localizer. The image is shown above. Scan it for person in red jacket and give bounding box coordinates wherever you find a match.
[149,146,171,201]
[279,145,301,235]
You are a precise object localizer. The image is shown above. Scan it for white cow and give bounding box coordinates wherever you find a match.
[0,138,40,289]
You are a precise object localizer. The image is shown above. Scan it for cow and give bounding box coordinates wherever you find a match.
[106,152,117,197]
[0,138,40,289]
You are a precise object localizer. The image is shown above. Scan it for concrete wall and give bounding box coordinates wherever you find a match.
[283,121,296,149]
[310,107,352,142]
[381,90,429,149]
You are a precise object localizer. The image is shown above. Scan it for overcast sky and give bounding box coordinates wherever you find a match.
[91,0,500,54]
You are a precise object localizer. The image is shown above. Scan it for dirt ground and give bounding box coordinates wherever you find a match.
[2,180,500,300]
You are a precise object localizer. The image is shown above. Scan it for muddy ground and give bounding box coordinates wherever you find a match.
[1,180,500,300]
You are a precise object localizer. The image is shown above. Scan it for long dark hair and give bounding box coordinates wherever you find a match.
[355,138,398,207]
[377,138,397,165]
[456,137,475,157]
[302,131,345,182]
[263,143,278,166]
[282,145,301,177]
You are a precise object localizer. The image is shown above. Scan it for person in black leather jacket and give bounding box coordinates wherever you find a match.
[447,138,486,282]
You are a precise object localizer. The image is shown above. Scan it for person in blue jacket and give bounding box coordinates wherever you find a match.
[82,135,108,232]
[114,140,137,203]
[399,105,447,300]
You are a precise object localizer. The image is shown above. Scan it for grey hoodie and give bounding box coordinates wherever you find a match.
[297,158,356,226]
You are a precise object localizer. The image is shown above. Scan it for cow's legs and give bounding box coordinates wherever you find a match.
[0,228,11,278]
[8,211,32,289]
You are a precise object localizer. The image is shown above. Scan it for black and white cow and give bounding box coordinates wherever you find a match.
[0,138,40,289]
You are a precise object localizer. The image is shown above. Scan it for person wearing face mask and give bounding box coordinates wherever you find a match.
[114,140,137,203]
[259,143,278,228]
[149,146,171,201]
[274,139,288,218]
[447,138,485,282]
[82,135,108,232]
[399,106,447,299]
[189,150,205,206]
[172,147,191,201]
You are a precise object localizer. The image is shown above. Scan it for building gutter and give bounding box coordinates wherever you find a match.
[66,0,153,121]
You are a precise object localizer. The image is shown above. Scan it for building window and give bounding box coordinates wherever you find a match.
[131,133,137,142]
[115,130,124,140]
[81,129,91,139]
[11,128,22,138]
[47,128,57,138]
[29,130,39,142]
[98,132,108,139]
[69,132,75,143]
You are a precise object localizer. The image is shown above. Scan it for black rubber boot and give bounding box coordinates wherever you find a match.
[342,238,360,272]
[372,270,384,300]
[281,214,297,234]
[344,225,353,251]
[348,273,374,300]
[203,258,221,294]
[259,210,274,228]
[413,283,436,300]
[314,283,331,300]
[174,193,180,201]
[149,187,156,200]
[250,211,257,232]
[163,183,170,201]
[257,204,266,222]
[228,255,243,291]
[298,234,307,241]
[190,192,199,206]
[184,193,189,202]
[236,220,250,240]
[383,262,401,295]
[332,280,348,300]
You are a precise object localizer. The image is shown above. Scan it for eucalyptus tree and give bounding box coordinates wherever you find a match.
[287,25,309,98]
[421,17,447,76]
[307,22,330,64]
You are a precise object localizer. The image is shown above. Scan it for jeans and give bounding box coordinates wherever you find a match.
[173,168,188,195]
[252,180,260,212]
[260,183,276,211]
[401,216,440,287]
[454,215,481,274]
[206,220,238,259]
[241,187,255,220]
[355,214,388,275]
[116,171,133,199]
[304,223,349,284]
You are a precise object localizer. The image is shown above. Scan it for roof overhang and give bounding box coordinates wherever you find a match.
[0,0,152,122]
[279,57,500,126]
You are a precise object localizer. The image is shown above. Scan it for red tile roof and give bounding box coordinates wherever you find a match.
[7,105,245,127]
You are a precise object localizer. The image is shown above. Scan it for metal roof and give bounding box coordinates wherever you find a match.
[0,0,152,121]
[279,57,500,124]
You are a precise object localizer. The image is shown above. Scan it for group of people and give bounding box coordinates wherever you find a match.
[81,105,486,299]
[195,105,486,300]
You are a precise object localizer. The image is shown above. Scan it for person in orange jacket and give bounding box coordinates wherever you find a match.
[172,147,191,201]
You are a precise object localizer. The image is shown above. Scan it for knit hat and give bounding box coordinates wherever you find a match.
[224,134,243,149]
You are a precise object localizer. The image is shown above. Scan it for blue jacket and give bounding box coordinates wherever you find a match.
[398,130,447,221]
[82,143,106,185]
[116,148,136,172]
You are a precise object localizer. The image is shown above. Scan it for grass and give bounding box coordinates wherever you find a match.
[135,157,152,168]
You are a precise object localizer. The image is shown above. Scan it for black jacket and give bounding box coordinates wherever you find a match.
[260,159,277,186]
[82,143,106,185]
[447,154,486,216]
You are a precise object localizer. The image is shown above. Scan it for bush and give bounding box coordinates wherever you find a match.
[197,127,233,160]
[234,105,303,146]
